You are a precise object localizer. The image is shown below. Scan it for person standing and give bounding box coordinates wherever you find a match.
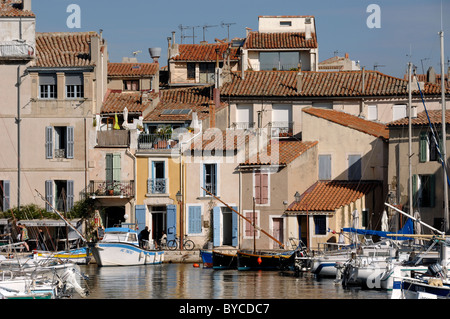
[139,226,150,248]
[18,223,29,251]
[38,228,46,251]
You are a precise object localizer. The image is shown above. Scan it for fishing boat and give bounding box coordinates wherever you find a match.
[213,250,237,270]
[89,227,164,266]
[33,247,92,265]
[237,250,295,271]
[200,250,213,268]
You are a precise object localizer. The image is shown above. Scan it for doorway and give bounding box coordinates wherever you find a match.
[151,206,166,245]
[104,206,126,228]
[297,215,308,248]
[272,217,284,249]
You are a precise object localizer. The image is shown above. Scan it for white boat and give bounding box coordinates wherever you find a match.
[33,247,92,265]
[89,227,164,266]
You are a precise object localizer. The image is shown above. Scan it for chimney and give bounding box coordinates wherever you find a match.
[345,53,349,59]
[305,17,312,40]
[427,66,436,84]
[209,100,216,128]
[22,0,31,12]
[297,63,303,93]
[171,31,176,48]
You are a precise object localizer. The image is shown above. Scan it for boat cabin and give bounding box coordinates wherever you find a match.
[102,227,139,246]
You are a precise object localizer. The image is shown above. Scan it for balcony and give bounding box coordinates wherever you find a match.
[231,122,255,130]
[97,130,130,147]
[0,41,35,60]
[147,178,167,194]
[270,121,294,137]
[138,133,178,150]
[87,180,134,198]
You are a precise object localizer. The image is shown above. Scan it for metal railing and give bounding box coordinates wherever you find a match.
[270,121,294,137]
[138,133,177,150]
[87,180,135,197]
[147,178,167,194]
[231,122,255,130]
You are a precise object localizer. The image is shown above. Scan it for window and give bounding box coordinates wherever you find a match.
[39,74,57,99]
[419,131,441,162]
[244,211,260,238]
[254,171,269,204]
[280,21,292,27]
[188,206,202,234]
[149,161,166,194]
[45,180,74,212]
[199,63,216,83]
[106,153,121,193]
[260,52,300,71]
[45,126,74,159]
[203,163,217,196]
[0,180,10,211]
[413,174,435,208]
[367,105,378,121]
[123,80,139,91]
[393,104,407,121]
[314,215,327,235]
[318,155,331,180]
[65,74,84,98]
[348,155,361,181]
[187,63,196,79]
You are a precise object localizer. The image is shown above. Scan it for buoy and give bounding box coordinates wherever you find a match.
[257,257,262,265]
[193,263,200,268]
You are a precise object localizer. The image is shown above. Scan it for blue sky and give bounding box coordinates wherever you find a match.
[32,0,449,79]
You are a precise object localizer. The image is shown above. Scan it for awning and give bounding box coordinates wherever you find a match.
[343,218,414,240]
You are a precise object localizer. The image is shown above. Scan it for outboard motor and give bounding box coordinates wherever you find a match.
[427,263,444,278]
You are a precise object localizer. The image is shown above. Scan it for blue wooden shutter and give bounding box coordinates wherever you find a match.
[45,126,53,159]
[188,206,202,234]
[135,205,146,232]
[45,180,53,212]
[166,204,177,242]
[2,180,10,211]
[213,206,221,247]
[66,180,74,211]
[231,206,238,247]
[66,126,74,159]
[348,155,361,181]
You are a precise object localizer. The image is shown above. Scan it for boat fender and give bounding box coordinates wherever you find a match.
[193,263,200,268]
[427,278,443,287]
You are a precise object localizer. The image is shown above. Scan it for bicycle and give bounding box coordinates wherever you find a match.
[167,235,195,251]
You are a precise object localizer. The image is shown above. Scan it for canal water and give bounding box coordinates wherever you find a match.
[75,263,390,300]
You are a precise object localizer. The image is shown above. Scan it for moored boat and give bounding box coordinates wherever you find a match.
[89,227,164,266]
[200,250,213,268]
[237,250,294,271]
[213,250,237,270]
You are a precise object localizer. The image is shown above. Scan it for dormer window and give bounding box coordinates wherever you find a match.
[280,21,292,27]
[124,80,139,91]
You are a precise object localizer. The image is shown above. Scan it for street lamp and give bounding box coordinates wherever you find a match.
[294,191,301,202]
[176,190,183,250]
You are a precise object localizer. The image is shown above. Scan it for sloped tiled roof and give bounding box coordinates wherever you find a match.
[35,32,97,67]
[303,108,389,140]
[144,85,227,122]
[190,129,249,151]
[171,42,240,61]
[108,63,159,77]
[244,31,317,49]
[0,0,34,17]
[388,109,450,127]
[220,70,443,97]
[240,139,318,166]
[101,90,158,114]
[286,181,379,212]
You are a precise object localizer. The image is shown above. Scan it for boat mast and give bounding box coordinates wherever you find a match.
[408,62,413,224]
[440,29,448,233]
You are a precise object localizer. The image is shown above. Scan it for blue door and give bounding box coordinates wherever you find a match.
[213,206,221,247]
[231,206,238,247]
[135,205,146,232]
[166,204,177,242]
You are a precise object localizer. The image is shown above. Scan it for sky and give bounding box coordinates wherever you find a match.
[32,0,450,79]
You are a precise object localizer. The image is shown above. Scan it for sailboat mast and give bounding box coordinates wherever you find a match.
[408,62,413,220]
[440,30,448,233]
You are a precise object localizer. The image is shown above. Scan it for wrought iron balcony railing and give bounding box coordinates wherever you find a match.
[147,178,167,194]
[87,180,134,198]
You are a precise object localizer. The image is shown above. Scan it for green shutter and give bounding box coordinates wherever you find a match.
[105,154,113,183]
[113,153,121,181]
[419,132,428,162]
[412,174,418,206]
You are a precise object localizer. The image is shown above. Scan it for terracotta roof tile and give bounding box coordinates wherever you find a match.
[240,139,318,165]
[244,31,317,49]
[171,42,240,61]
[388,109,450,127]
[101,90,157,114]
[303,108,389,140]
[220,70,443,97]
[0,0,34,17]
[286,181,379,212]
[108,63,159,77]
[190,129,249,151]
[144,85,227,122]
[35,32,97,67]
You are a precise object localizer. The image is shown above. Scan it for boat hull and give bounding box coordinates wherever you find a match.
[213,250,237,270]
[35,247,92,265]
[90,242,164,266]
[237,251,293,271]
[200,250,213,268]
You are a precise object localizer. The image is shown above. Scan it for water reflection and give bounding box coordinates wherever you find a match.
[77,264,389,299]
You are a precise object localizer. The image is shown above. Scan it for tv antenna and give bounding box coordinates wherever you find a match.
[221,21,236,41]
[178,24,191,44]
[420,57,430,74]
[373,62,385,70]
[202,24,218,42]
